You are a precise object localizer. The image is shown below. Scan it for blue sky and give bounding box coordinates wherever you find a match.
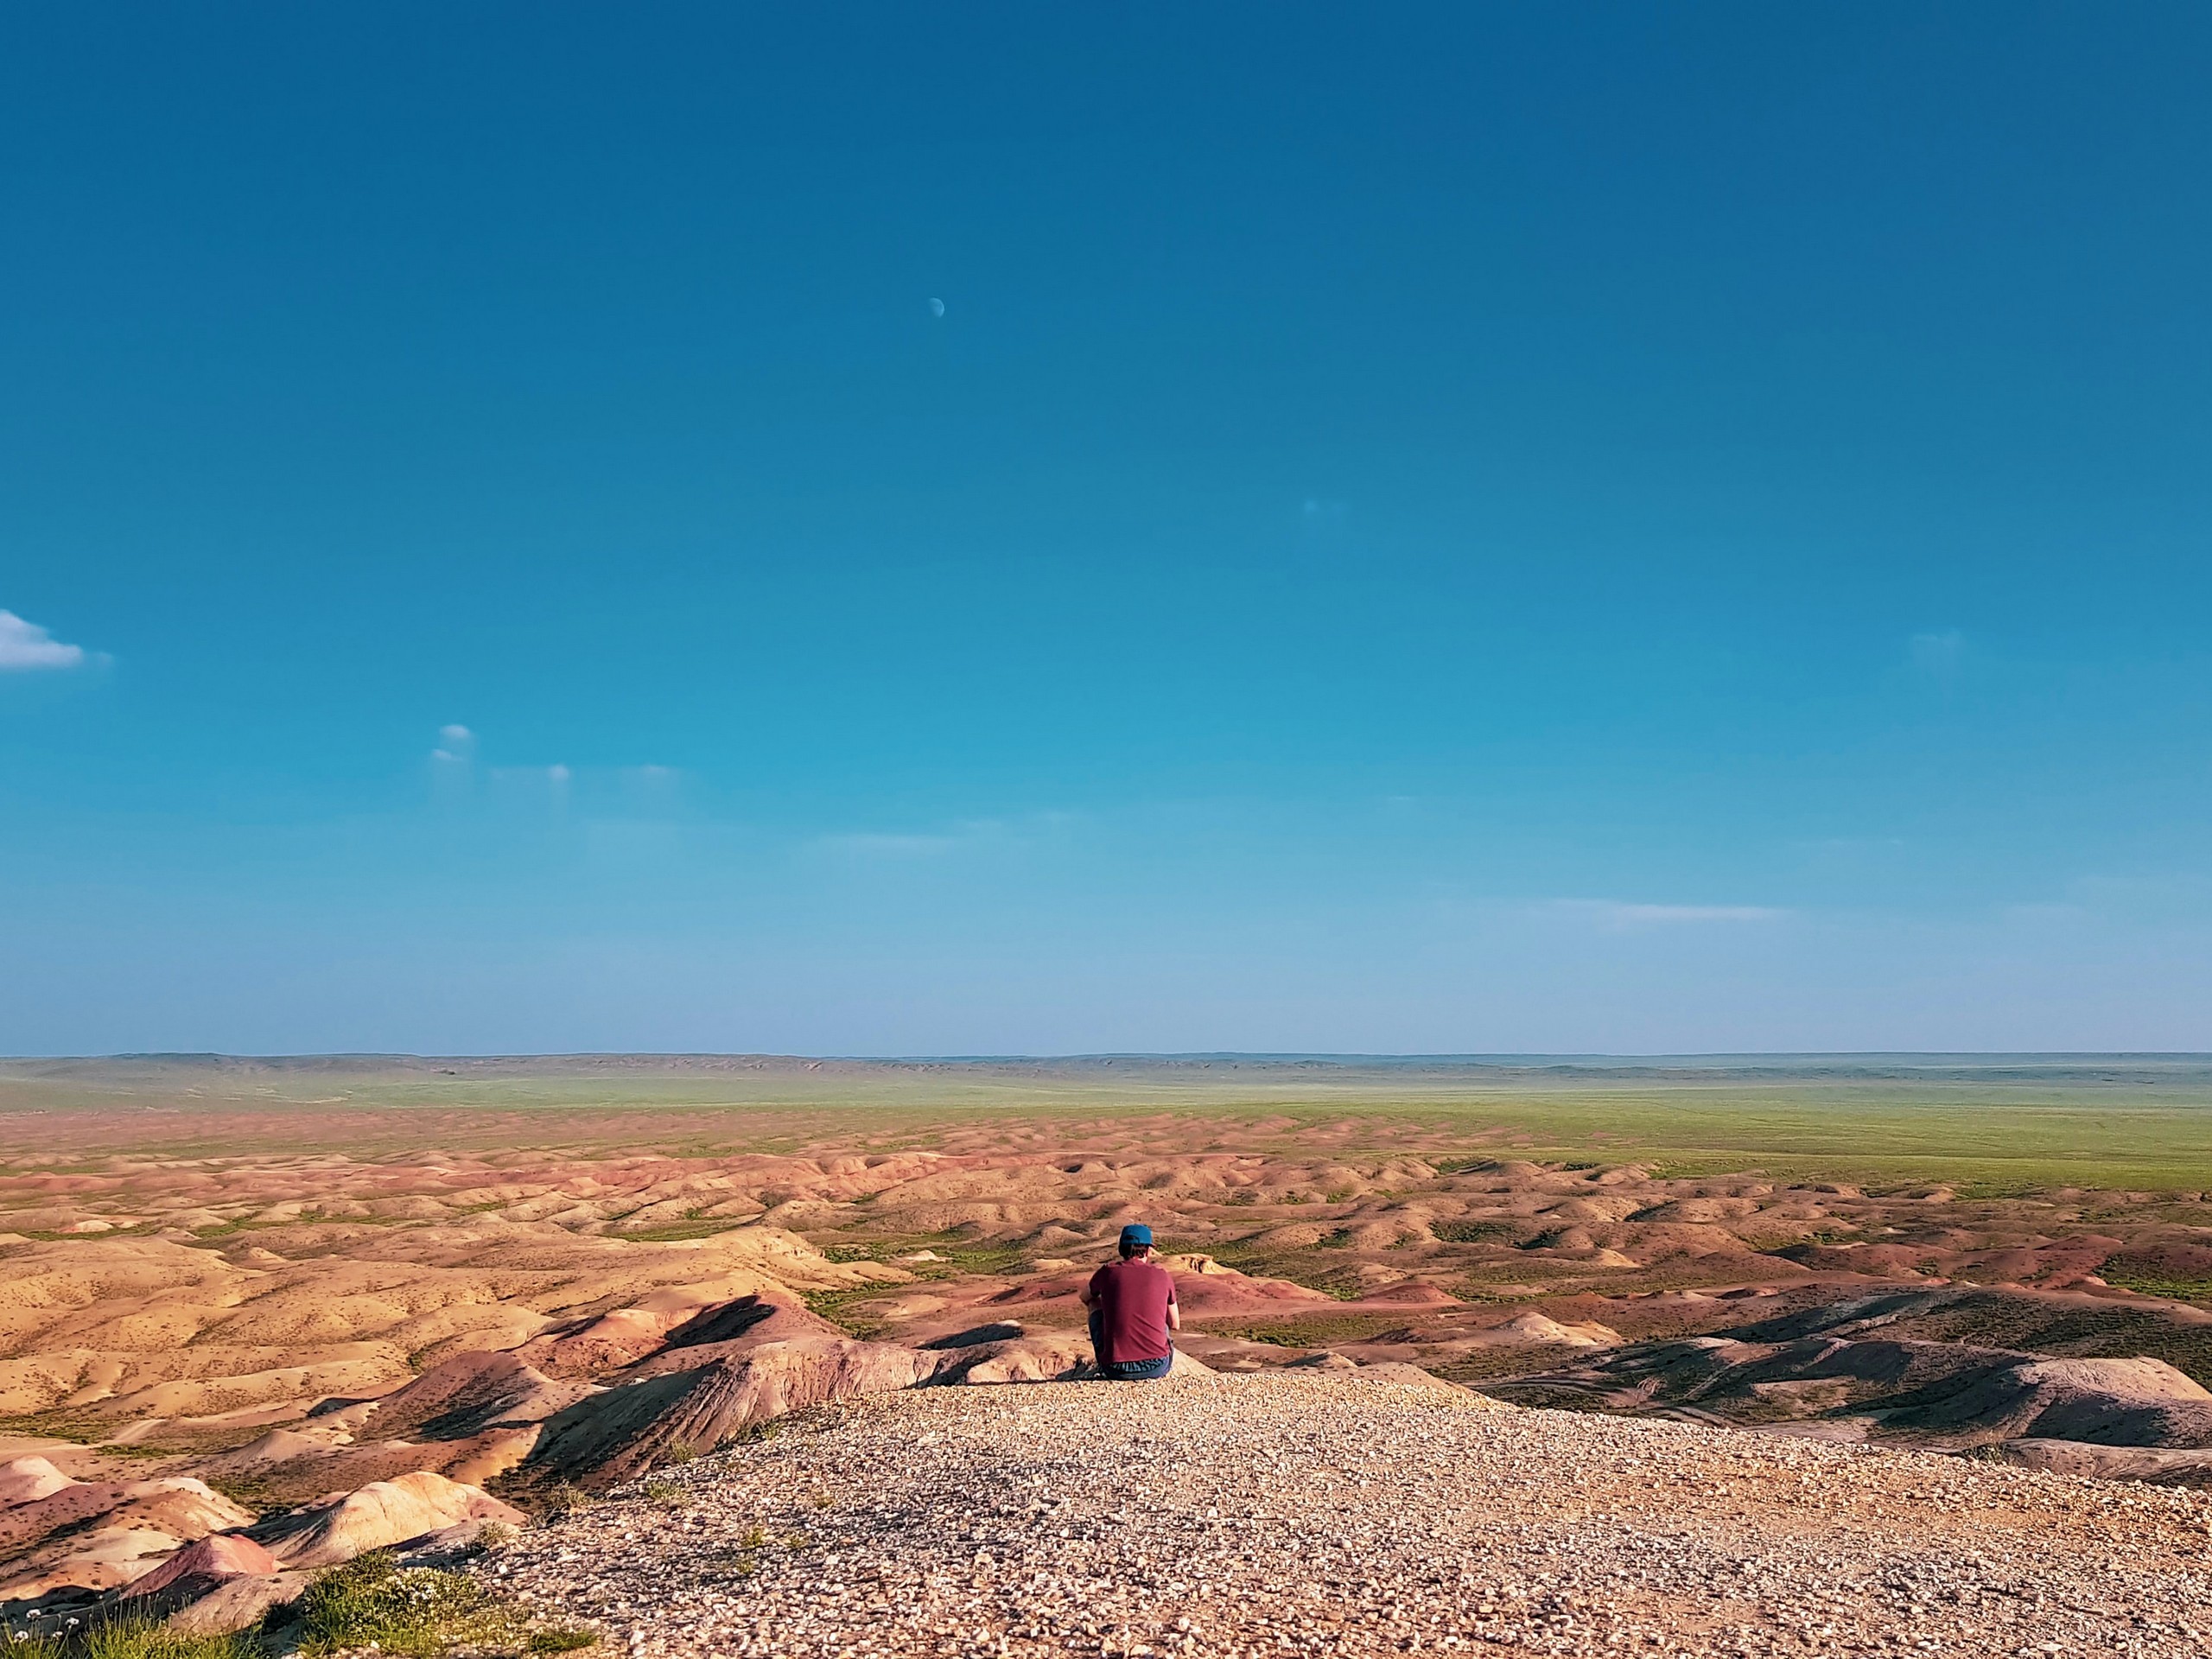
[5,3,2212,1055]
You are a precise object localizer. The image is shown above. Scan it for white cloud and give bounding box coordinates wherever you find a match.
[430,724,478,766]
[812,814,1073,861]
[0,611,91,671]
[1549,899,1792,931]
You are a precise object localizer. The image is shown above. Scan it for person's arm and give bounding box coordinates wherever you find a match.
[1165,1277,1180,1332]
[1079,1266,1102,1309]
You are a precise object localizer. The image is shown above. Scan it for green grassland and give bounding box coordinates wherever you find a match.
[3,1052,2212,1192]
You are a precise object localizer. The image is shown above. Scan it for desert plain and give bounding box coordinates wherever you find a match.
[5,1052,2212,1654]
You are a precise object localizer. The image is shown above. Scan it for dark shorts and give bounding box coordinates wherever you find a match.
[1089,1311,1174,1381]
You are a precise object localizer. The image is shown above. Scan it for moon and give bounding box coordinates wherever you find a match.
[929,297,945,318]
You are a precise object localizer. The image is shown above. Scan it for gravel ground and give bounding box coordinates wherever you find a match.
[486,1371,2212,1657]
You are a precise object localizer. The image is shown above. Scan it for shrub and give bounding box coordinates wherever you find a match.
[536,1483,594,1519]
[528,1627,600,1654]
[296,1550,514,1658]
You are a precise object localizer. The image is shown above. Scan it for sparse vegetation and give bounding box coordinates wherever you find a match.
[527,1628,601,1655]
[616,1218,747,1243]
[296,1550,517,1658]
[73,1624,249,1659]
[799,1286,892,1338]
[532,1483,595,1520]
[1211,1313,1409,1348]
[1430,1219,1523,1244]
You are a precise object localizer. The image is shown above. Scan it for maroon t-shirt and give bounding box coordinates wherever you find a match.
[1088,1257,1178,1363]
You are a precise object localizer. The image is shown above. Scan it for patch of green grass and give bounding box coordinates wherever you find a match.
[202,1472,283,1510]
[1430,1219,1524,1244]
[800,1286,892,1338]
[800,1231,1027,1294]
[297,1550,517,1658]
[0,1630,61,1659]
[2099,1273,2212,1305]
[616,1217,747,1243]
[184,1203,327,1238]
[529,1629,601,1655]
[1209,1314,1411,1348]
[0,1410,120,1446]
[26,1056,2212,1192]
[1429,1344,1585,1384]
[188,1217,271,1239]
[77,1621,251,1659]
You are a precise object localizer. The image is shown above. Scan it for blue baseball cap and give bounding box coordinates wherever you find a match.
[1119,1224,1154,1249]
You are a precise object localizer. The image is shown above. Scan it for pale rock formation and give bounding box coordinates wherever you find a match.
[252,1471,524,1568]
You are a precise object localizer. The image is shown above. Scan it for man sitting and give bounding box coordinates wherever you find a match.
[1079,1224,1180,1380]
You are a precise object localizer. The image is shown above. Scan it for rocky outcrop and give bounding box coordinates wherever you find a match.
[526,1338,945,1485]
[0,1459,74,1507]
[118,1532,279,1599]
[515,1281,830,1379]
[0,1473,254,1599]
[1884,1355,2212,1446]
[194,1427,544,1506]
[249,1471,523,1568]
[925,1329,1091,1383]
[611,1295,848,1381]
[1500,1311,2212,1460]
[101,1536,313,1635]
[358,1350,597,1440]
[161,1571,314,1636]
[1283,1355,1488,1395]
[1985,1438,2212,1485]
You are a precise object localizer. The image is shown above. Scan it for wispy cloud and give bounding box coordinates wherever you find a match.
[817,821,1013,859]
[1548,899,1792,931]
[430,725,478,769]
[811,812,1076,861]
[0,611,92,671]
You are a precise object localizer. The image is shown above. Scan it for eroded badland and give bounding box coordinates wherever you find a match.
[3,1054,2212,1654]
